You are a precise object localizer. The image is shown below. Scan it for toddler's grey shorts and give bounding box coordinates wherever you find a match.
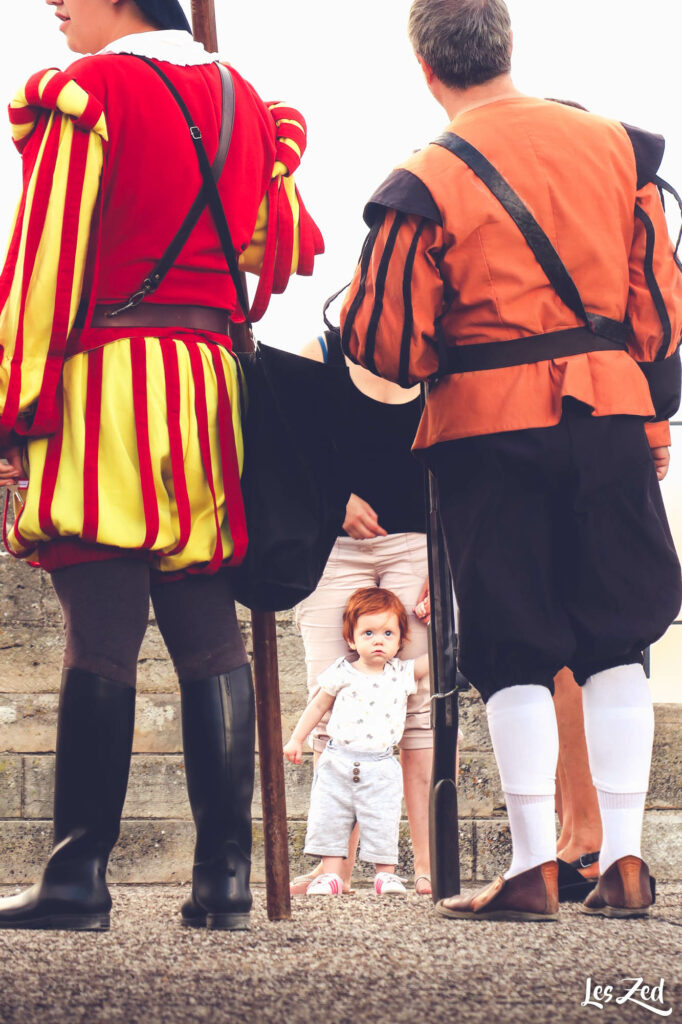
[304,742,403,865]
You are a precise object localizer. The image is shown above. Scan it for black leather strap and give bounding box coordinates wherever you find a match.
[434,131,596,327]
[431,131,630,373]
[443,327,626,374]
[106,59,246,320]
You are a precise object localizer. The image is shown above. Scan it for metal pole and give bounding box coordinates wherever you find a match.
[190,0,292,922]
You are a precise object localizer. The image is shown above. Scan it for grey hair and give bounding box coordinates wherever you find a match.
[408,0,512,89]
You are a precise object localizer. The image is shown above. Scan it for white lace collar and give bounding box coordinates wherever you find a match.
[99,29,219,66]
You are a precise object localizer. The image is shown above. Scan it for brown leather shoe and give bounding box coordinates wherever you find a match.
[581,856,654,918]
[435,862,559,921]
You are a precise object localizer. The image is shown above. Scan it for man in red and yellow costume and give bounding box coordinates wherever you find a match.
[341,0,682,920]
[0,0,323,931]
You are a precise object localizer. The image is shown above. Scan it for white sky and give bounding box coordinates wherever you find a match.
[0,0,680,350]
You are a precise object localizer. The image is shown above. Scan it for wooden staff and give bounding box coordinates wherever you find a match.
[190,0,292,922]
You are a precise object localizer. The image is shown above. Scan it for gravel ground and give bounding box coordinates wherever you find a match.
[0,883,680,1024]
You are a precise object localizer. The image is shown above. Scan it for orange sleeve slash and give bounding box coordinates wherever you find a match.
[340,212,443,385]
[627,182,682,362]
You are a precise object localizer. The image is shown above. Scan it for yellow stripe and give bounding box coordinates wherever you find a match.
[9,71,108,144]
[56,80,109,142]
[282,175,301,273]
[0,114,103,419]
[10,122,36,143]
[11,339,246,571]
[37,69,60,98]
[272,117,304,132]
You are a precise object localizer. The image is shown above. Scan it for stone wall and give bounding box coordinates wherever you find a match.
[1,554,681,884]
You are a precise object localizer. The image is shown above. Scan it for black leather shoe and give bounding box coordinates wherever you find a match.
[180,666,255,930]
[0,670,135,931]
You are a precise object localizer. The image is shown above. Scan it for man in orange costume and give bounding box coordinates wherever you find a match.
[0,0,322,930]
[341,0,682,920]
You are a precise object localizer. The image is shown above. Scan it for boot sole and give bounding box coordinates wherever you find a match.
[182,913,251,931]
[436,906,558,922]
[207,913,251,931]
[0,914,110,931]
[580,904,651,919]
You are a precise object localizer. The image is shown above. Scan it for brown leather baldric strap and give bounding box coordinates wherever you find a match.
[91,303,230,334]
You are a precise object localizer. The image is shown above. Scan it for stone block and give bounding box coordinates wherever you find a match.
[0,820,197,885]
[38,570,64,625]
[458,691,490,750]
[0,555,43,626]
[0,755,21,817]
[0,628,65,693]
[279,756,314,818]
[23,753,317,822]
[643,812,682,879]
[649,704,682,809]
[457,752,504,817]
[109,820,195,883]
[136,626,178,693]
[0,820,53,883]
[132,695,182,753]
[473,818,512,880]
[0,694,183,753]
[1,818,453,885]
[0,694,58,752]
[23,754,189,820]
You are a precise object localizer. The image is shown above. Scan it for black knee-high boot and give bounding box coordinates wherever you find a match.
[180,665,255,930]
[0,669,136,930]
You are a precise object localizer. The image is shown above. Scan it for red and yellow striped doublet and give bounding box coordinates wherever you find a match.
[0,49,323,571]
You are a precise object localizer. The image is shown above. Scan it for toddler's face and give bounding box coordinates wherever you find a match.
[350,611,402,667]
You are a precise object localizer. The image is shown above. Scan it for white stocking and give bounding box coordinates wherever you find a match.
[486,685,558,879]
[582,664,653,873]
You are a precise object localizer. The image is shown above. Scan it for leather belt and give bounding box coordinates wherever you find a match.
[91,303,230,334]
[442,326,627,375]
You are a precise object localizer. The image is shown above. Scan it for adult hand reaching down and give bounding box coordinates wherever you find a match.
[342,493,388,539]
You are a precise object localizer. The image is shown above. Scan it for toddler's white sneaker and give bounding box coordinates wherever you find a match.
[374,871,407,896]
[306,872,344,895]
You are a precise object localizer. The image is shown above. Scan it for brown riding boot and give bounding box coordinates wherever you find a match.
[436,861,559,921]
[581,856,654,918]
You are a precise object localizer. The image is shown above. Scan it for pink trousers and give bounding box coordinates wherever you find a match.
[295,532,432,751]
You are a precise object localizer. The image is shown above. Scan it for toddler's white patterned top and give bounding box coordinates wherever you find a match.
[318,657,418,752]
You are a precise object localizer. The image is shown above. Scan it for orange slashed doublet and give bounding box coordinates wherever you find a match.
[340,97,682,450]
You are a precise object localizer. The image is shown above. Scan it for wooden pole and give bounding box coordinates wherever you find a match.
[190,0,292,922]
[190,0,218,52]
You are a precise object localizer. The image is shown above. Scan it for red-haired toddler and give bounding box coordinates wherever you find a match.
[284,588,429,895]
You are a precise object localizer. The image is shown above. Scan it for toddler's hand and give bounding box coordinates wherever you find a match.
[414,595,430,626]
[283,738,302,764]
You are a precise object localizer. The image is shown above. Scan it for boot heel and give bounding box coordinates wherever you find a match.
[206,912,251,931]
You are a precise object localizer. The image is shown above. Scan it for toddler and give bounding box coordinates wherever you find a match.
[284,587,429,896]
